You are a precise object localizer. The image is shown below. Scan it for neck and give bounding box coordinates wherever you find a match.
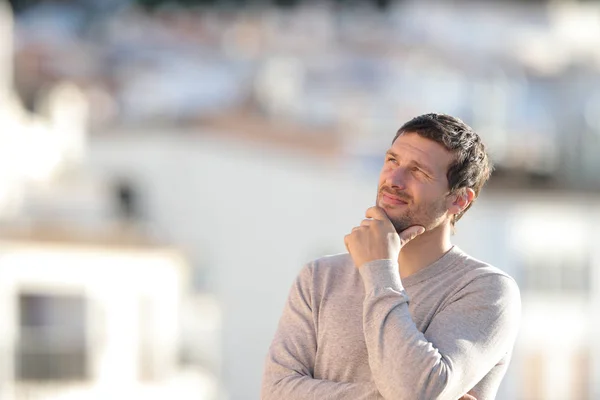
[398,222,453,279]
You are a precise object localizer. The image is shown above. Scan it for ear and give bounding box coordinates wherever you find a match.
[446,188,475,217]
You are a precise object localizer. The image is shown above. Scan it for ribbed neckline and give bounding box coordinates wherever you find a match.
[402,245,465,287]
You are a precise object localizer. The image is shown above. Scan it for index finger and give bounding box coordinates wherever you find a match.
[365,206,390,222]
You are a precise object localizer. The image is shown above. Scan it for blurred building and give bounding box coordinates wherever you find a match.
[0,1,223,399]
[453,192,600,400]
[0,230,220,400]
[8,0,600,191]
[3,0,600,399]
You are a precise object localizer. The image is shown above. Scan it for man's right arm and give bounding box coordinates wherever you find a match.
[261,264,382,400]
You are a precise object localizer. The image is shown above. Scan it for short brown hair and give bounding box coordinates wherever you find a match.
[393,113,493,226]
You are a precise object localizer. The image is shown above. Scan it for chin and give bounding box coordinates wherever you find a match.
[378,201,394,215]
[388,217,413,233]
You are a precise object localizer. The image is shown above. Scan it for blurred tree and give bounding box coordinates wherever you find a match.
[7,0,38,13]
[9,0,119,13]
[133,0,389,9]
[8,0,558,14]
[136,0,211,9]
[374,0,391,10]
[271,0,299,8]
[136,0,255,9]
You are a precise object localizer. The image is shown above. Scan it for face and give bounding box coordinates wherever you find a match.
[377,132,455,233]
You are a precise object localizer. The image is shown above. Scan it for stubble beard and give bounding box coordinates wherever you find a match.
[376,187,447,234]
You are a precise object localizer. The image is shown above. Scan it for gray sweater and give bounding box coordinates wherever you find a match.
[261,246,521,400]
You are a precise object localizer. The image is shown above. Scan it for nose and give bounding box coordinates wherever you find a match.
[385,166,408,190]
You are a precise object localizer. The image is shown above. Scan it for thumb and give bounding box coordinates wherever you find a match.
[399,225,425,244]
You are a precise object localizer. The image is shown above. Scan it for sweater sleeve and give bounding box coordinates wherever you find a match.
[261,264,383,400]
[358,260,521,400]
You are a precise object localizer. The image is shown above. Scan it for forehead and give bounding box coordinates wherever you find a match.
[389,132,455,173]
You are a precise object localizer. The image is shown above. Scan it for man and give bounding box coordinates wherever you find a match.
[261,113,521,400]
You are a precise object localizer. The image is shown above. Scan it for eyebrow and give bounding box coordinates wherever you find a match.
[385,150,435,176]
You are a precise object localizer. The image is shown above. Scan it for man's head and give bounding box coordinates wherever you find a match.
[377,113,492,234]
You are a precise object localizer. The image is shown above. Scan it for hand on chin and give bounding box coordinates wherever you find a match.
[344,206,425,268]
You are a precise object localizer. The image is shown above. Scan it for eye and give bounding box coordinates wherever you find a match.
[386,156,397,164]
[411,166,428,177]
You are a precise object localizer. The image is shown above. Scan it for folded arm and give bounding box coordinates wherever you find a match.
[359,260,521,400]
[262,264,382,400]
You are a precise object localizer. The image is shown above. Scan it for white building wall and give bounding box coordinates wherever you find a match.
[0,244,192,399]
[589,206,600,399]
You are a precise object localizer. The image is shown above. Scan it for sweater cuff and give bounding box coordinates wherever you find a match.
[358,259,404,293]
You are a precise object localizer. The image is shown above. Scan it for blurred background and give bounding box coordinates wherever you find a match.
[0,0,599,399]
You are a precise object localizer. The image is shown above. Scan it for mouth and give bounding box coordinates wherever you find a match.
[380,190,409,206]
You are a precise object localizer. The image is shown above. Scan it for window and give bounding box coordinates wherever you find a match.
[16,293,88,381]
[520,250,591,295]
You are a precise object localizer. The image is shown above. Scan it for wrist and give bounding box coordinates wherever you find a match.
[358,259,403,292]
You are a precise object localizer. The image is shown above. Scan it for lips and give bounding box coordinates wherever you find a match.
[380,190,409,206]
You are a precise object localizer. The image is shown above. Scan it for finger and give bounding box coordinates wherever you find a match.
[399,225,426,243]
[365,206,390,222]
[344,234,350,252]
[360,219,374,227]
[351,226,362,232]
[458,395,477,400]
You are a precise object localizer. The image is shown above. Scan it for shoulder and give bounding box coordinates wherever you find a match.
[304,252,354,274]
[314,252,354,267]
[463,253,518,289]
[295,253,356,288]
[452,250,521,311]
